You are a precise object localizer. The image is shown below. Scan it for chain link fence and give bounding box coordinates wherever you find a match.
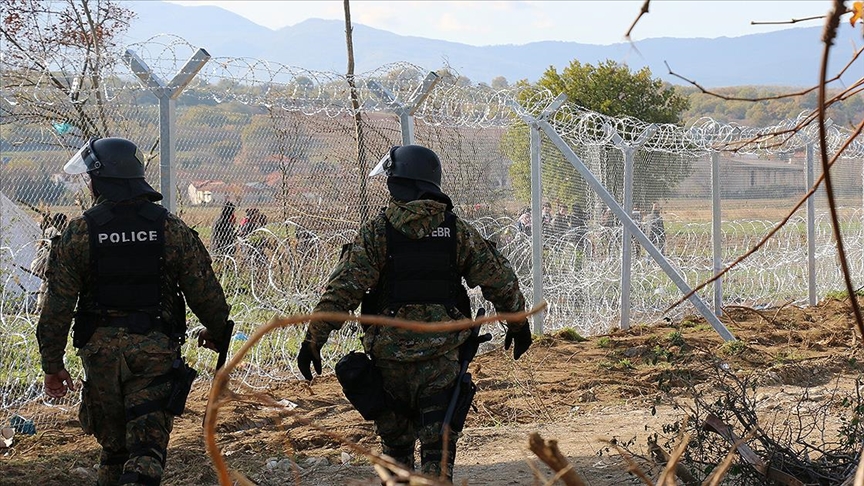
[2,34,863,430]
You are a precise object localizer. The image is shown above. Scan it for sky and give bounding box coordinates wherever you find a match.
[167,0,835,46]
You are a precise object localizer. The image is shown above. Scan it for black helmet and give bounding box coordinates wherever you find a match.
[64,137,162,202]
[370,145,452,207]
[64,137,146,178]
[369,145,442,190]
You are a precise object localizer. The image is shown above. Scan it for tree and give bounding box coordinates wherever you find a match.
[491,76,509,89]
[536,60,689,123]
[503,59,692,211]
[1,0,136,142]
[435,68,471,87]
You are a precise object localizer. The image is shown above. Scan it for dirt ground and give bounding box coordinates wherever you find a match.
[3,297,864,486]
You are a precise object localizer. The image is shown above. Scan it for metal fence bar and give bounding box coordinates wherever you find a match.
[123,48,210,212]
[610,126,656,330]
[532,105,736,341]
[711,152,723,316]
[806,143,817,306]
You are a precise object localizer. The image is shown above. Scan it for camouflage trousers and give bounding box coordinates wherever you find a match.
[373,350,460,480]
[78,327,177,486]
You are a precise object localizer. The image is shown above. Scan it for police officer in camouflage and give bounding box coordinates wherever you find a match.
[297,145,532,480]
[37,137,232,486]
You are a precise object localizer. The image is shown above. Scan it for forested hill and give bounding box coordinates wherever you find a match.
[681,86,864,128]
[124,1,861,88]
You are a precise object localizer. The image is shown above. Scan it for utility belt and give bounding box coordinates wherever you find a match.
[72,311,179,349]
[334,351,475,431]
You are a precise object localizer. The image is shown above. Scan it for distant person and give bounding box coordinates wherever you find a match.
[238,207,267,237]
[569,202,587,249]
[210,201,237,257]
[237,207,271,271]
[541,202,553,234]
[647,203,666,253]
[516,207,532,236]
[599,208,617,257]
[551,204,570,237]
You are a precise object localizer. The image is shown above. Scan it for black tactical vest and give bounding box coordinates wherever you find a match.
[374,212,471,319]
[84,201,167,313]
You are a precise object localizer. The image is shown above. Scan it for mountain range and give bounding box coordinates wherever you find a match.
[122,1,862,88]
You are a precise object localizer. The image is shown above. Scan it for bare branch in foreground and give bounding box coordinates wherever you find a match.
[751,15,827,25]
[624,0,651,40]
[204,304,547,485]
[528,432,587,486]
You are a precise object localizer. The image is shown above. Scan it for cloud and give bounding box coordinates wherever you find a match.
[435,12,491,36]
[352,4,401,30]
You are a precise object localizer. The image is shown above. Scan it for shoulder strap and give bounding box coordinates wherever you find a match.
[83,203,115,226]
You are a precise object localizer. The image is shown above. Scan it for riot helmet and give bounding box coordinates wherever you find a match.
[370,145,450,206]
[64,137,146,178]
[370,145,442,189]
[64,137,162,202]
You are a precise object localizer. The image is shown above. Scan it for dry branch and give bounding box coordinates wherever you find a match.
[702,440,743,486]
[527,432,587,486]
[666,115,864,315]
[204,304,546,485]
[604,439,655,485]
[702,413,805,486]
[815,0,864,343]
[843,448,864,485]
[656,431,691,486]
[624,0,651,40]
[648,441,698,485]
[751,15,828,25]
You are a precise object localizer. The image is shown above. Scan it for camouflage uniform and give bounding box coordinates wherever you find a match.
[306,198,527,478]
[37,196,230,486]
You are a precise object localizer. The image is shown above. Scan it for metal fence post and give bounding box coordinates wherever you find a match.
[711,152,723,316]
[535,110,735,341]
[609,127,657,330]
[123,48,210,213]
[529,121,545,334]
[806,142,817,306]
[510,94,567,335]
[367,72,439,145]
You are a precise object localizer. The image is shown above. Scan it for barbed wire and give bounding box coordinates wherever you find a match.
[4,34,861,157]
[3,210,863,430]
[2,33,864,433]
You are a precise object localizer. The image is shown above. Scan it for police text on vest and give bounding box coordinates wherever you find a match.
[98,231,158,244]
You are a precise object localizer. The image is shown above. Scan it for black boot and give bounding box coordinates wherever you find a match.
[382,443,415,471]
[420,440,457,481]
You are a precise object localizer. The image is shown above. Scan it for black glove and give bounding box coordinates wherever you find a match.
[197,329,222,352]
[297,340,322,381]
[504,324,532,360]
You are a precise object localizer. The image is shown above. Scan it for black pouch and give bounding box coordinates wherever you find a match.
[72,314,98,349]
[335,351,388,420]
[165,358,197,416]
[450,373,477,433]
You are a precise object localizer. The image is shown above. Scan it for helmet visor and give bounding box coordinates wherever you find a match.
[368,146,397,178]
[63,138,101,175]
[63,144,90,175]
